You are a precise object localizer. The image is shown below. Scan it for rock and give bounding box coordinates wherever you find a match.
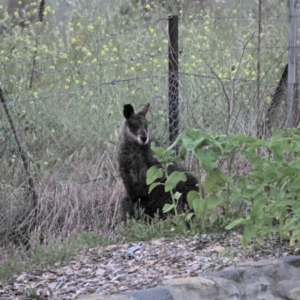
[163,276,239,300]
[279,255,300,267]
[130,287,173,300]
[204,269,245,282]
[289,287,300,300]
[77,295,139,300]
[77,256,300,300]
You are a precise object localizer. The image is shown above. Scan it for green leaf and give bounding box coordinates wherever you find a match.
[178,148,187,161]
[274,190,287,203]
[256,235,265,246]
[279,167,300,177]
[234,134,257,143]
[204,168,228,193]
[167,135,182,150]
[192,198,206,217]
[270,143,283,161]
[173,191,182,200]
[250,140,269,148]
[244,182,263,198]
[206,194,224,209]
[275,200,295,207]
[186,212,194,221]
[250,204,264,221]
[184,126,203,140]
[249,171,264,181]
[253,193,268,206]
[165,171,187,192]
[195,148,220,172]
[187,190,200,209]
[149,182,161,193]
[182,134,205,151]
[163,203,175,213]
[151,143,174,162]
[290,158,300,169]
[290,177,300,189]
[244,225,256,241]
[271,129,285,139]
[150,143,166,160]
[146,166,163,185]
[265,170,277,183]
[225,218,245,230]
[163,149,175,161]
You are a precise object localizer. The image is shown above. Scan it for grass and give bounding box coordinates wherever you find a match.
[0,0,294,284]
[0,230,110,283]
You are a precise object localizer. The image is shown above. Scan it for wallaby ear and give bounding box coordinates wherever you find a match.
[123,104,134,120]
[138,103,150,117]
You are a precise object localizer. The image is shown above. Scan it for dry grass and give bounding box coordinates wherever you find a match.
[0,149,124,247]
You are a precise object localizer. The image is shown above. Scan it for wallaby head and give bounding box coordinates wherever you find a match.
[123,103,150,145]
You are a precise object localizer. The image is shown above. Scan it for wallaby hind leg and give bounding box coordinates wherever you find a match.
[120,196,135,222]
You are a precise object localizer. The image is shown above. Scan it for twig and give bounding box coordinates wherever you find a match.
[204,61,231,134]
[0,87,38,210]
[229,31,256,131]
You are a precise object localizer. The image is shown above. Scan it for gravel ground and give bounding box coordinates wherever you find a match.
[0,232,297,299]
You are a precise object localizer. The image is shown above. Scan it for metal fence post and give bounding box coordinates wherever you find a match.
[168,15,179,150]
[286,0,298,127]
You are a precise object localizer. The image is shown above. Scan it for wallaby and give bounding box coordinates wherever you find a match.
[118,103,198,221]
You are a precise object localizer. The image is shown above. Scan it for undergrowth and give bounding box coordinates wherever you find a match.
[148,127,300,250]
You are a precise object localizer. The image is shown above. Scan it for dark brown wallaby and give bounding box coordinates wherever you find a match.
[118,103,198,221]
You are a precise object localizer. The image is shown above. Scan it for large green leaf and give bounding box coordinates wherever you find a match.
[167,135,182,151]
[146,166,163,185]
[203,168,228,193]
[250,140,269,148]
[250,205,264,221]
[249,171,264,182]
[290,158,300,169]
[271,129,285,139]
[187,190,200,209]
[244,182,263,198]
[290,177,300,189]
[234,134,256,143]
[151,143,174,162]
[192,198,206,217]
[165,171,187,192]
[195,148,218,172]
[206,194,224,209]
[270,143,283,162]
[150,143,166,160]
[181,134,205,151]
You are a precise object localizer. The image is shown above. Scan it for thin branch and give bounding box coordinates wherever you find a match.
[0,87,38,209]
[229,31,257,131]
[204,61,231,134]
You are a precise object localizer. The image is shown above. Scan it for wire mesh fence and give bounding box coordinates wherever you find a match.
[0,0,298,245]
